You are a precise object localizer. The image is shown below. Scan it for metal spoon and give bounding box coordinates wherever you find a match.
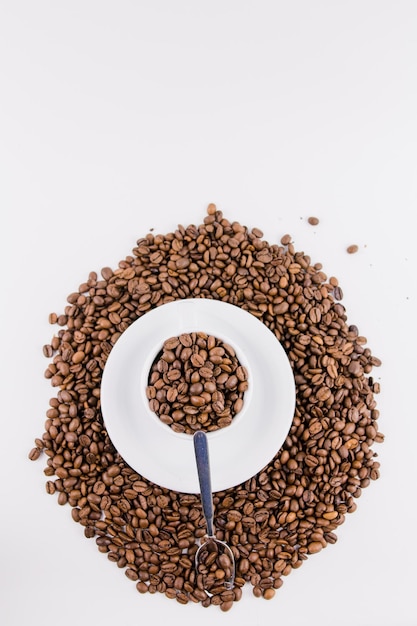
[193,431,235,593]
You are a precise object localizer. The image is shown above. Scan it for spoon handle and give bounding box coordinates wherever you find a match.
[193,431,214,537]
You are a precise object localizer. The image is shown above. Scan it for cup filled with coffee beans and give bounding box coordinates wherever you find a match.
[146,330,249,435]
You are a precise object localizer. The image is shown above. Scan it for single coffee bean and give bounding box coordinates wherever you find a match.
[308,541,324,554]
[28,447,41,461]
[347,244,359,254]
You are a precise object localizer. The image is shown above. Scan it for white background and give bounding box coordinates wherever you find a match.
[1,2,416,625]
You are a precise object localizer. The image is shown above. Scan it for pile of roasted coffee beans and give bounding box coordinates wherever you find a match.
[146,332,248,434]
[29,203,383,611]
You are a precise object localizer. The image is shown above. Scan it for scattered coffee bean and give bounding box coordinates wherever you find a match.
[29,203,383,610]
[28,447,41,461]
[347,244,359,254]
[308,216,319,225]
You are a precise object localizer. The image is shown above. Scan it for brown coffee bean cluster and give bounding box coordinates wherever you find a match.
[146,332,248,434]
[29,203,383,611]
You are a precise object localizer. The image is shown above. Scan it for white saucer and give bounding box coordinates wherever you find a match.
[100,299,295,493]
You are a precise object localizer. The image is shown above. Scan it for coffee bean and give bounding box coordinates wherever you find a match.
[348,360,363,377]
[280,234,292,245]
[45,480,56,495]
[309,307,322,324]
[308,541,324,554]
[30,202,383,610]
[333,286,343,300]
[198,365,213,379]
[190,353,205,368]
[42,344,54,357]
[307,216,319,225]
[166,369,181,381]
[28,447,41,461]
[236,366,248,382]
[347,244,359,254]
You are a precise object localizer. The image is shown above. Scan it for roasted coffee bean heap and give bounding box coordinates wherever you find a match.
[146,332,248,434]
[30,203,383,611]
